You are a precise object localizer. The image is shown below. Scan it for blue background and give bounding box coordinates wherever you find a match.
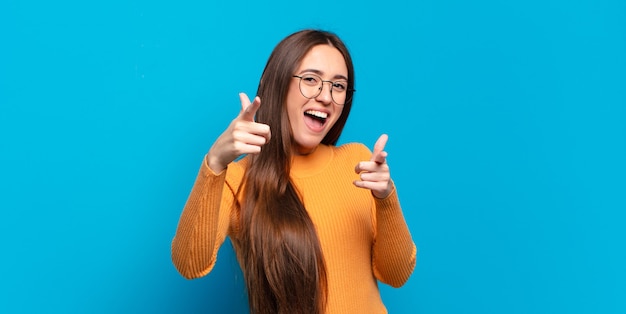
[1,0,625,313]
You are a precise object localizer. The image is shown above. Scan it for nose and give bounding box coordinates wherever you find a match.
[315,82,333,105]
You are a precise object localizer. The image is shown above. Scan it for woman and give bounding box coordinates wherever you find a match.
[172,29,416,314]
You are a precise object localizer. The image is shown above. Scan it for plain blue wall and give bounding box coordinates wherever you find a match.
[2,0,625,313]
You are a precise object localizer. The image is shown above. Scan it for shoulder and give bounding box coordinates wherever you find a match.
[333,142,372,161]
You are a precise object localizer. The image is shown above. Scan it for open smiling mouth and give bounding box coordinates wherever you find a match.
[304,110,328,129]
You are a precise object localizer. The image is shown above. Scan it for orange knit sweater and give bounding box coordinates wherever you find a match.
[172,143,417,313]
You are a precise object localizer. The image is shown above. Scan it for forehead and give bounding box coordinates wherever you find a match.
[296,45,348,78]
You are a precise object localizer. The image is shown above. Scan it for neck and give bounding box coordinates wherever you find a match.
[293,145,318,156]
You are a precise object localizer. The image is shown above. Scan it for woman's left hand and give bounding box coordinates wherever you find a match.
[354,134,393,199]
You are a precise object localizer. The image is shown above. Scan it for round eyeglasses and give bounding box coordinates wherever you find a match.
[292,74,354,106]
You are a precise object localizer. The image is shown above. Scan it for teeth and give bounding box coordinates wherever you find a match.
[305,110,328,119]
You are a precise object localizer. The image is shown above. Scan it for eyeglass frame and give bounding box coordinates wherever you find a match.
[292,74,355,106]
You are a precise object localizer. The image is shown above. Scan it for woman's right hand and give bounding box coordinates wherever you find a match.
[206,93,271,173]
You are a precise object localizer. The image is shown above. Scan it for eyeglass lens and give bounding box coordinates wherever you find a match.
[298,74,348,105]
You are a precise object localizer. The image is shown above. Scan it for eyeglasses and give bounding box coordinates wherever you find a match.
[292,74,354,106]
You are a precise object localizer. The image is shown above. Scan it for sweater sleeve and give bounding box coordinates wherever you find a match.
[371,183,417,288]
[171,156,237,279]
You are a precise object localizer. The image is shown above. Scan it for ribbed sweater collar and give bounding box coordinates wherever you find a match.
[290,144,333,178]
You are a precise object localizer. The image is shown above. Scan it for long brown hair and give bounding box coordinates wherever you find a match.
[239,29,355,314]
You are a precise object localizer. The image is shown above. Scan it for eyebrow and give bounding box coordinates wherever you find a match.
[298,69,348,81]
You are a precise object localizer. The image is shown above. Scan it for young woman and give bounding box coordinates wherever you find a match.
[172,29,416,314]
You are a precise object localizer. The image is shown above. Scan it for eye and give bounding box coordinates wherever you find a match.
[301,75,319,86]
[332,81,347,92]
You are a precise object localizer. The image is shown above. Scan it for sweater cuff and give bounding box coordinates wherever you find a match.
[202,154,227,177]
[374,182,399,210]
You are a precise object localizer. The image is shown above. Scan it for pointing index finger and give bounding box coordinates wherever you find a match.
[239,93,261,122]
[371,134,388,164]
